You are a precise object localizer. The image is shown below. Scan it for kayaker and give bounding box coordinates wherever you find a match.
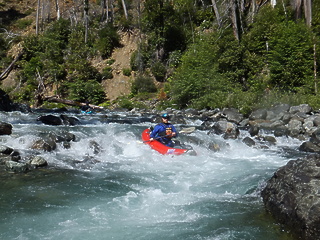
[149,113,178,147]
[81,100,93,113]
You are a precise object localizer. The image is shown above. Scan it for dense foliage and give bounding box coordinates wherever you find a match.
[0,0,319,112]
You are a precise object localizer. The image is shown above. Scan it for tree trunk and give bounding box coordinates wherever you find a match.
[314,43,317,94]
[304,0,312,27]
[36,0,40,35]
[43,96,105,109]
[84,0,89,44]
[121,0,128,20]
[294,0,302,19]
[55,0,60,20]
[230,0,240,41]
[110,0,114,23]
[211,0,222,28]
[0,52,24,80]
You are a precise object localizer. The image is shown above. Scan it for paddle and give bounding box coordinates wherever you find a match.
[143,134,171,143]
[179,127,195,134]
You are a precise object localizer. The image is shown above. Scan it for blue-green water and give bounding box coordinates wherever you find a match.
[0,112,300,239]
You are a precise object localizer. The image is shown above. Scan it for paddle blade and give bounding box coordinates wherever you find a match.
[179,127,195,134]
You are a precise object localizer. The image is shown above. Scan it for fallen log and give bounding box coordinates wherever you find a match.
[0,51,24,80]
[43,96,105,110]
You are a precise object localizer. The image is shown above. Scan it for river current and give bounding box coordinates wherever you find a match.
[0,111,304,240]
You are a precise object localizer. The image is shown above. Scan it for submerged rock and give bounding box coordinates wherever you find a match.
[261,154,320,239]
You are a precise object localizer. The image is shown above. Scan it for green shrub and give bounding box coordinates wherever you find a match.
[117,96,134,110]
[102,66,113,79]
[122,68,131,76]
[151,61,166,82]
[94,24,121,59]
[66,80,106,105]
[14,19,33,29]
[131,75,157,94]
[106,59,115,65]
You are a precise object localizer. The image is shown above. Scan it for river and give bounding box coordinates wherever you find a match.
[0,111,303,239]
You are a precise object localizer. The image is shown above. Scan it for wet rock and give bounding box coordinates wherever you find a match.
[37,115,63,125]
[49,131,76,142]
[298,141,320,153]
[0,122,12,135]
[31,138,57,152]
[5,161,28,173]
[242,136,255,147]
[37,114,80,126]
[248,125,259,137]
[28,156,48,167]
[89,140,101,154]
[273,127,289,137]
[261,154,320,239]
[60,114,80,125]
[0,145,14,155]
[263,135,277,145]
[0,145,21,164]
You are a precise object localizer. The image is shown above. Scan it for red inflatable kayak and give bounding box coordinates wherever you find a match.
[141,129,188,155]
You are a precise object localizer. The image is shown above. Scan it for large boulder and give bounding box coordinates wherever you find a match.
[261,154,320,239]
[0,122,12,135]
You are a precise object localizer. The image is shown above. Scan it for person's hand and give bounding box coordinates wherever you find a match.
[150,138,154,141]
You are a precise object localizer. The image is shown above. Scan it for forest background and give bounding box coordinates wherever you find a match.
[0,0,320,115]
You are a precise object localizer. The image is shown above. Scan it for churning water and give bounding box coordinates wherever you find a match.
[0,111,302,240]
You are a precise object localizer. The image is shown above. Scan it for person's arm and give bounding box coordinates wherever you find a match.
[171,125,178,137]
[149,125,160,141]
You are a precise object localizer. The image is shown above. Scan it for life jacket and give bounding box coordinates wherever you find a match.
[158,123,173,138]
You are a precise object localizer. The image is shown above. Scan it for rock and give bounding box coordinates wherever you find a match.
[49,131,76,142]
[261,154,320,239]
[222,108,244,124]
[273,127,289,137]
[28,156,48,167]
[37,114,80,126]
[289,104,313,114]
[263,135,277,145]
[0,145,14,154]
[242,136,255,147]
[60,114,80,125]
[31,138,57,152]
[5,161,28,173]
[299,141,320,153]
[287,119,303,137]
[89,140,101,154]
[0,122,12,135]
[249,109,267,120]
[310,129,320,144]
[37,115,63,125]
[209,120,240,139]
[248,125,259,137]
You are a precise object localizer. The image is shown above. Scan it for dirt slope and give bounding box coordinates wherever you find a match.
[102,31,138,101]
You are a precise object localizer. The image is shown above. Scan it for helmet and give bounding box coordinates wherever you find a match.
[161,113,170,119]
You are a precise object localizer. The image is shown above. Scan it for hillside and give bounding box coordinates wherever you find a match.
[1,0,320,112]
[0,0,139,102]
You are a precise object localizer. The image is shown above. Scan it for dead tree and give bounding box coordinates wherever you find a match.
[121,0,128,20]
[0,51,24,81]
[211,0,222,28]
